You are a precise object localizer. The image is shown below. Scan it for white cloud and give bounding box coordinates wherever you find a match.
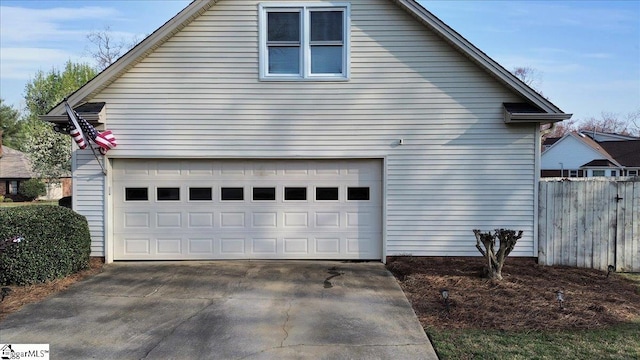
[0,5,119,43]
[583,53,613,59]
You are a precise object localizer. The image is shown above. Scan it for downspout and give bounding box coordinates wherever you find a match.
[540,122,556,138]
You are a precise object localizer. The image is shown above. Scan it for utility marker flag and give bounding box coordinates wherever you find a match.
[64,101,117,154]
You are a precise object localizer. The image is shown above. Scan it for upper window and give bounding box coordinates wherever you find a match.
[259,4,350,80]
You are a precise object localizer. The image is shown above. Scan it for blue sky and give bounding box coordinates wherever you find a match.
[1,0,638,123]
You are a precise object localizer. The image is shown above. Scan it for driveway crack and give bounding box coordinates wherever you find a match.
[280,299,293,347]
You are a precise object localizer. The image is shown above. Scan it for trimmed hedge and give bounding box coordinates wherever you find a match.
[0,205,91,285]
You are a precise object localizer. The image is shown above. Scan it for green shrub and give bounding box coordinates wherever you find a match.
[3,197,13,202]
[0,205,91,285]
[18,178,47,200]
[0,195,4,202]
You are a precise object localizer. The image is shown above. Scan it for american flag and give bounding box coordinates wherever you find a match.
[64,101,116,154]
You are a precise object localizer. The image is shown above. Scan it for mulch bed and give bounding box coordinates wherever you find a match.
[387,257,640,331]
[0,257,105,321]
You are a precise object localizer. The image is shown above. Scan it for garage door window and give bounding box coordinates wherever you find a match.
[253,187,276,201]
[221,187,244,201]
[125,188,148,201]
[157,187,180,201]
[189,187,212,201]
[347,187,369,201]
[316,187,339,201]
[284,187,307,201]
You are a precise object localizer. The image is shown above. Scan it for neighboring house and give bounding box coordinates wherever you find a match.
[43,0,571,263]
[541,132,640,177]
[0,142,34,202]
[0,134,71,201]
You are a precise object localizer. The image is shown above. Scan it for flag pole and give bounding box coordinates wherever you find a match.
[64,99,107,176]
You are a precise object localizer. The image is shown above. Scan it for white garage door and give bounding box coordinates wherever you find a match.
[112,159,382,260]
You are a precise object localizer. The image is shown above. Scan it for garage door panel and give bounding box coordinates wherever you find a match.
[284,238,309,254]
[157,212,182,228]
[124,212,150,228]
[315,237,341,254]
[220,212,246,227]
[124,238,151,255]
[315,212,340,227]
[113,159,381,260]
[283,212,308,227]
[252,238,277,253]
[188,212,214,228]
[188,238,215,254]
[252,212,277,227]
[157,238,182,255]
[220,237,246,255]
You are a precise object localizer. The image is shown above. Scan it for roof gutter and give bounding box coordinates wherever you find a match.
[504,111,573,124]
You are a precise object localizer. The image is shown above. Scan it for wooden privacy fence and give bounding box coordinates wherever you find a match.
[538,177,640,272]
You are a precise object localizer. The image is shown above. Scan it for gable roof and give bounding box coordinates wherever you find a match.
[0,146,34,179]
[46,0,570,120]
[598,140,640,167]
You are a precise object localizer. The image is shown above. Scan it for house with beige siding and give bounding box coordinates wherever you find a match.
[44,0,571,263]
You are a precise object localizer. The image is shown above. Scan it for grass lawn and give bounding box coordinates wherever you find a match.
[0,201,58,208]
[429,321,640,360]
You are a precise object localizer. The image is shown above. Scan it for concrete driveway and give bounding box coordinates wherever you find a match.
[0,261,437,359]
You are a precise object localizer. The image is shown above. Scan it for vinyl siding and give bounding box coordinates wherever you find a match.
[82,0,536,257]
[73,150,105,256]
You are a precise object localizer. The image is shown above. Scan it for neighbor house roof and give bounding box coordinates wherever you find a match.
[0,146,34,179]
[598,140,640,167]
[45,0,571,122]
[581,159,618,168]
[543,137,561,147]
[580,130,640,142]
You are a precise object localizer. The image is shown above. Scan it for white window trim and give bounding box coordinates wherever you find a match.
[259,2,351,81]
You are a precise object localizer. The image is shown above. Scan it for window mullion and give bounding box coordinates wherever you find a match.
[302,8,311,78]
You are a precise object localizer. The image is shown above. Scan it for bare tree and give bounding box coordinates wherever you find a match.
[473,229,523,281]
[513,66,543,93]
[624,109,640,135]
[543,110,640,140]
[580,111,637,136]
[86,26,142,70]
[545,119,578,138]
